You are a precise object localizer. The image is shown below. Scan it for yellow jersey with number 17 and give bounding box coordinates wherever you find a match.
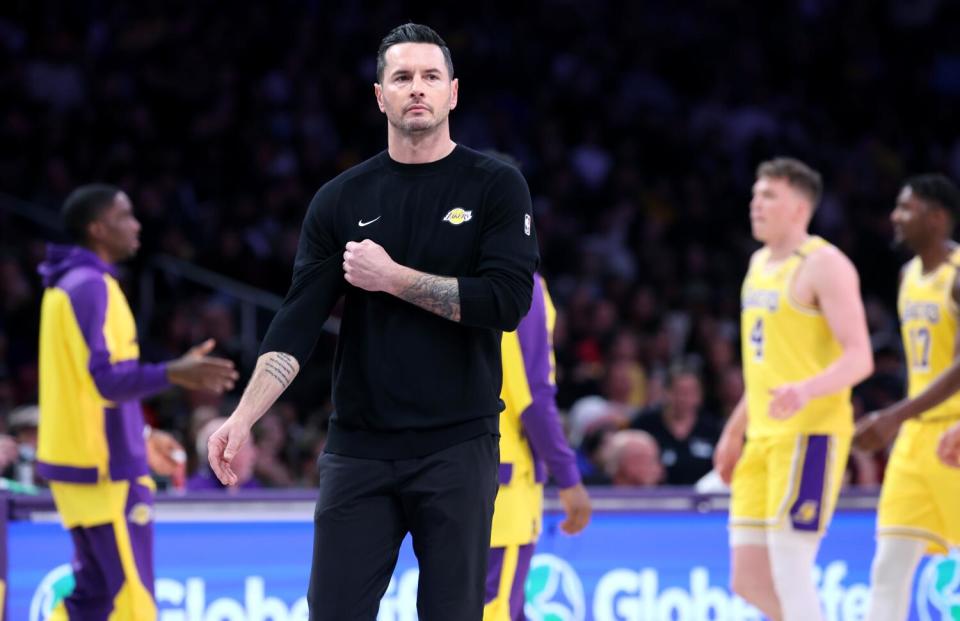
[741,236,853,439]
[898,248,960,422]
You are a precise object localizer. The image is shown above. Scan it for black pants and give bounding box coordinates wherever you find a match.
[308,433,500,621]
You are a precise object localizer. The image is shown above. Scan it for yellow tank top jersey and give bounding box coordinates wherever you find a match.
[741,236,853,438]
[898,248,960,422]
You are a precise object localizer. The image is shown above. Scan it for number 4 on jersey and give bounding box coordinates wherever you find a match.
[750,317,764,362]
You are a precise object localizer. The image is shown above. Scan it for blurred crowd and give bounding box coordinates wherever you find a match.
[3,0,960,490]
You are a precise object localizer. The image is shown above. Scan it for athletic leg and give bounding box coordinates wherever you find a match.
[864,536,926,621]
[729,437,781,619]
[767,527,824,621]
[730,529,782,621]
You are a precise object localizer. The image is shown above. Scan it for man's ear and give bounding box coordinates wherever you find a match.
[374,82,385,113]
[933,206,952,231]
[449,78,458,110]
[86,220,104,245]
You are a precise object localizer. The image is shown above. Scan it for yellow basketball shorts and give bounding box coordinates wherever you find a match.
[731,433,850,535]
[877,418,960,554]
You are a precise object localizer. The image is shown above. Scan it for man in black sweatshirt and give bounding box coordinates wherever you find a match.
[206,23,538,620]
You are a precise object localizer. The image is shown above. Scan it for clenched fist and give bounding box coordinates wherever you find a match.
[343,240,399,293]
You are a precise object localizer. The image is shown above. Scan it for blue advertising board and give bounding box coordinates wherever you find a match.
[6,501,959,620]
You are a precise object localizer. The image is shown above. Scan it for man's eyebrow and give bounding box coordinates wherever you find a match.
[390,66,444,77]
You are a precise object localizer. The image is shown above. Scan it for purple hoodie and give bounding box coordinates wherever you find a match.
[36,244,170,483]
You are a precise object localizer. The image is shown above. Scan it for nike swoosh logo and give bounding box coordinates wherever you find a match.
[358,216,381,227]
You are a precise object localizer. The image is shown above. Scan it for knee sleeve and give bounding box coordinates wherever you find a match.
[865,536,925,621]
[768,528,824,621]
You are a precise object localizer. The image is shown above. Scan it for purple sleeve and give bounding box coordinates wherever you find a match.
[68,275,170,402]
[518,275,581,489]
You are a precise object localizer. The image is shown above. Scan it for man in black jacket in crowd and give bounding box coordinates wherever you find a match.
[631,366,721,485]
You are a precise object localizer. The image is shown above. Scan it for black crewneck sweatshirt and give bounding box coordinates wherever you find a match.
[260,145,539,458]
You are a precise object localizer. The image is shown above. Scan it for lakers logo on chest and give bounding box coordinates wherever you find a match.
[442,208,472,226]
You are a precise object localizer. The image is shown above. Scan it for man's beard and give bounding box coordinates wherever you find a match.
[398,116,437,132]
[389,104,448,135]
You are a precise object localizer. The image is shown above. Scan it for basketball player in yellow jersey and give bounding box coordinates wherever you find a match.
[714,158,874,621]
[852,174,960,621]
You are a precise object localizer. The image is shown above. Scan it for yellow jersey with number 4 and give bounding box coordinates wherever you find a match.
[741,236,853,438]
[898,248,960,422]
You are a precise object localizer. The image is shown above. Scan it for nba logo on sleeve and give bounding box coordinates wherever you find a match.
[524,214,531,236]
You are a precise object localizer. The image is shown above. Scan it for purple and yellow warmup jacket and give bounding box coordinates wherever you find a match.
[491,274,580,547]
[36,244,169,484]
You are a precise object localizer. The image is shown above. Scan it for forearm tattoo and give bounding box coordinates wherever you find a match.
[397,274,461,322]
[261,352,298,389]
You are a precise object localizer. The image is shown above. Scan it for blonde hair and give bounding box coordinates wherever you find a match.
[757,157,822,208]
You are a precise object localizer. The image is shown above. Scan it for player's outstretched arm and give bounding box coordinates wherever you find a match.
[769,248,873,419]
[166,338,239,394]
[207,351,300,485]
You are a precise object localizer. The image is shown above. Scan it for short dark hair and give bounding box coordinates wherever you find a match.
[904,174,960,219]
[756,157,823,208]
[62,184,121,244]
[376,23,454,82]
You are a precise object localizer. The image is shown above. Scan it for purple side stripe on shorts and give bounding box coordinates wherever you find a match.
[789,435,829,532]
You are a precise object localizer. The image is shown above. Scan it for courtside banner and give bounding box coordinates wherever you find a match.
[7,492,956,621]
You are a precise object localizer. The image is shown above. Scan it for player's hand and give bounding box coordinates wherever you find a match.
[207,416,251,486]
[146,429,186,477]
[166,339,239,394]
[713,429,744,485]
[937,422,960,468]
[343,240,398,292]
[557,483,592,535]
[853,410,902,452]
[768,382,811,420]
